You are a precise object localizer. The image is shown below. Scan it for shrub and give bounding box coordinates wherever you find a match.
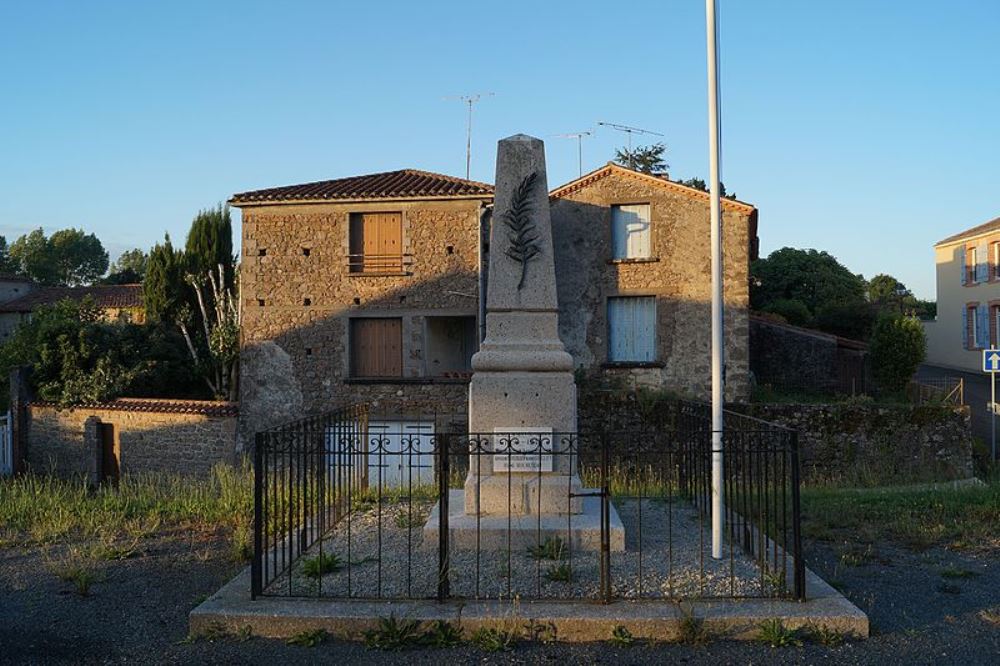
[870,315,926,394]
[814,300,875,341]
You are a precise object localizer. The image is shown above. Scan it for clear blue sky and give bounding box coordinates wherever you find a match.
[2,1,998,299]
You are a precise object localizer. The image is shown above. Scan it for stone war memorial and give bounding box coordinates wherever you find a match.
[192,134,867,644]
[424,133,625,551]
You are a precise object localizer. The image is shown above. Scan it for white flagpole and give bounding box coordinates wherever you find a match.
[706,0,725,560]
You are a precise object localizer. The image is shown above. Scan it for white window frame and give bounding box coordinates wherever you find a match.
[611,204,652,260]
[969,246,978,283]
[993,243,1000,280]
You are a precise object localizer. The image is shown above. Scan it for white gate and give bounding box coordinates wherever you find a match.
[0,410,12,477]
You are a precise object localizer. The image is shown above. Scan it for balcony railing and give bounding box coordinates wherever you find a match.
[347,253,411,275]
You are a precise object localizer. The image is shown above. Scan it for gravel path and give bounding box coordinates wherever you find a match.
[268,498,777,600]
[1,530,998,664]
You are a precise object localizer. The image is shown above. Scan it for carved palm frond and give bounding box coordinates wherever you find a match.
[500,171,541,289]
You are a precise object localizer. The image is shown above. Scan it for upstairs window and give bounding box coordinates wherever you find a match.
[611,204,651,260]
[607,296,656,363]
[350,318,402,378]
[993,242,1000,280]
[968,246,978,284]
[349,212,403,274]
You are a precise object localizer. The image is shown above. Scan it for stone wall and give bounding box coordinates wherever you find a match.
[577,390,974,484]
[550,167,756,402]
[24,399,238,479]
[238,198,488,445]
[750,316,870,395]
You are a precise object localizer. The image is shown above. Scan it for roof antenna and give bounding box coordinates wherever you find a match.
[553,130,593,177]
[597,122,664,169]
[444,93,494,179]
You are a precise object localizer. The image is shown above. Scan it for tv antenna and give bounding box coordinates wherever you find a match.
[554,130,593,177]
[444,92,494,179]
[597,121,664,152]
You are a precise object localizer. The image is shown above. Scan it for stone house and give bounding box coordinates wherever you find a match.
[232,164,759,442]
[0,283,145,342]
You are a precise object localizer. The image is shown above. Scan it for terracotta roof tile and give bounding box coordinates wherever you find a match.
[230,168,494,204]
[935,216,1000,247]
[0,284,143,313]
[29,398,238,418]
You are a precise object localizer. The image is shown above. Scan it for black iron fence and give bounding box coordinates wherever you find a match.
[252,403,804,603]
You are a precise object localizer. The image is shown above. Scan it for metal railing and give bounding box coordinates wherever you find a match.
[252,403,804,602]
[346,253,411,274]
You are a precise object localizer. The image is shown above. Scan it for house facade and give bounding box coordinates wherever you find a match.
[233,165,759,444]
[925,215,1000,371]
[550,163,758,402]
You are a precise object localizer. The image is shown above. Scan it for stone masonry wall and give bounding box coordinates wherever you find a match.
[25,401,237,479]
[550,169,754,402]
[578,390,974,484]
[238,198,488,445]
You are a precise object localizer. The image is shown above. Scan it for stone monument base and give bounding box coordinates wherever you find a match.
[424,489,625,552]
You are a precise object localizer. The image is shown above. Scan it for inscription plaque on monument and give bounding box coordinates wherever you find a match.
[492,427,553,473]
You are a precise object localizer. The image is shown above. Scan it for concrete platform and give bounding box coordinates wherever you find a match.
[423,489,625,552]
[190,564,869,642]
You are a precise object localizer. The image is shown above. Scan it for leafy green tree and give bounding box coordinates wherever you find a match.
[177,266,240,401]
[0,298,202,407]
[614,143,668,174]
[751,248,867,317]
[813,301,876,340]
[761,298,811,326]
[0,236,15,275]
[869,315,926,394]
[104,248,148,284]
[7,227,109,285]
[143,235,188,324]
[677,177,733,199]
[185,205,234,290]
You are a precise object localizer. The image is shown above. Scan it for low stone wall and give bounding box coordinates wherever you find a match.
[578,390,975,484]
[734,402,974,483]
[25,399,238,479]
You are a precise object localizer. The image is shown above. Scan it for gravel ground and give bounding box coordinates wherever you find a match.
[270,498,772,600]
[1,530,998,664]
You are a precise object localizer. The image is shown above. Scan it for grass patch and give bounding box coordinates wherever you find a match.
[757,619,803,648]
[471,626,518,652]
[301,552,343,579]
[803,623,846,646]
[421,620,463,648]
[979,607,1000,626]
[677,608,710,645]
[0,462,253,556]
[801,477,1000,551]
[939,566,979,579]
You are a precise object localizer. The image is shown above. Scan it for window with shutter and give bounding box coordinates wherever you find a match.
[349,212,403,274]
[960,246,967,285]
[611,204,651,259]
[350,318,402,377]
[977,240,989,283]
[962,306,969,349]
[977,304,990,348]
[607,296,656,362]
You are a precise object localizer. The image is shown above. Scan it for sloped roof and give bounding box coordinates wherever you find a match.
[29,398,238,417]
[935,216,1000,247]
[0,284,143,313]
[230,168,494,205]
[549,162,756,213]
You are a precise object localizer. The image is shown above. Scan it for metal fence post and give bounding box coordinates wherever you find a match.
[251,432,263,600]
[789,431,805,600]
[437,433,451,602]
[600,433,611,603]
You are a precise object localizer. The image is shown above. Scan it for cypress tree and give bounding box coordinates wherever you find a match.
[185,204,234,289]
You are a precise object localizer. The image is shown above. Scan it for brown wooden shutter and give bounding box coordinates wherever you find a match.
[351,212,402,273]
[350,318,402,377]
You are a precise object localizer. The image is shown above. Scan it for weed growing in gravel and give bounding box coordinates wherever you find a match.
[234,626,253,642]
[527,536,565,560]
[394,509,428,529]
[676,607,710,645]
[363,614,423,651]
[420,620,463,648]
[183,622,230,643]
[47,548,103,596]
[523,619,557,643]
[979,607,1000,626]
[803,623,845,646]
[762,568,787,595]
[286,629,328,647]
[609,625,635,647]
[544,562,572,582]
[471,626,518,652]
[301,552,343,578]
[937,582,962,595]
[757,619,803,648]
[939,566,979,579]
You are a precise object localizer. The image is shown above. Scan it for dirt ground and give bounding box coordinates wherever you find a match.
[1,526,998,665]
